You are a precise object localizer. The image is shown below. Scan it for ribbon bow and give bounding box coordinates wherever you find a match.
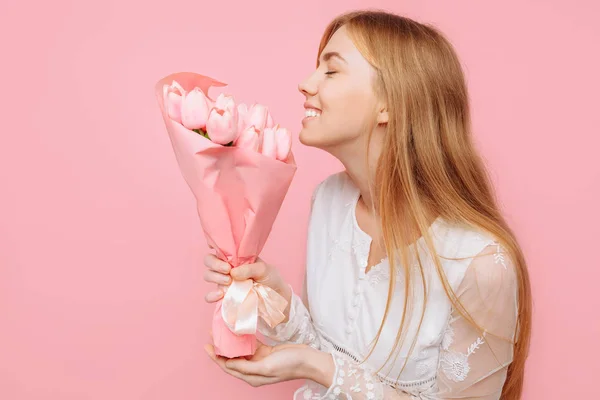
[220,279,288,335]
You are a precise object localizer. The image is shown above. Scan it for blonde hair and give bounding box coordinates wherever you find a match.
[317,10,532,399]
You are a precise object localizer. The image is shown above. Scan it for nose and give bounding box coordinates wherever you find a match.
[298,74,317,98]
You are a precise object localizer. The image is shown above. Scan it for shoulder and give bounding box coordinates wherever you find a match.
[431,219,518,277]
[434,219,502,260]
[440,222,519,294]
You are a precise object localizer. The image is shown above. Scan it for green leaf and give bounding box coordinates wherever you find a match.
[192,128,210,140]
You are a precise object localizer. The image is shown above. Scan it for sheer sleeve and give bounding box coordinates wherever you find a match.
[435,242,518,398]
[257,277,329,350]
[293,242,518,400]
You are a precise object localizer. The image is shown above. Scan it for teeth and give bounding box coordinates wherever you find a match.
[305,109,321,118]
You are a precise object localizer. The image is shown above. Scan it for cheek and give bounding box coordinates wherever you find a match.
[323,90,374,133]
[299,84,377,147]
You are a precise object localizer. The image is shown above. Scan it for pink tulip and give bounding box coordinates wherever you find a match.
[163,80,186,124]
[246,104,269,132]
[265,110,275,129]
[235,126,260,152]
[237,103,249,133]
[275,127,292,161]
[206,108,239,145]
[261,126,277,159]
[166,93,183,123]
[215,93,236,115]
[181,88,212,130]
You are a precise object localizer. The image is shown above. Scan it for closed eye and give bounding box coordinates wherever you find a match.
[325,71,337,76]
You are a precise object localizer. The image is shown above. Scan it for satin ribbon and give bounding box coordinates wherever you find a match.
[221,279,288,335]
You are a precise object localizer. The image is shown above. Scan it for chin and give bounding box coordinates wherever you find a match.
[298,129,321,148]
[300,129,351,153]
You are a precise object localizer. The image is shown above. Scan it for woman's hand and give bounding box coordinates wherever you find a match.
[204,340,335,388]
[202,254,293,320]
[202,253,233,303]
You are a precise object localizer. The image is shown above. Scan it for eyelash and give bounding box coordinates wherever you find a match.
[325,71,337,76]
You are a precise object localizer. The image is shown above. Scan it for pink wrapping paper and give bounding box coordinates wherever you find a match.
[154,72,297,358]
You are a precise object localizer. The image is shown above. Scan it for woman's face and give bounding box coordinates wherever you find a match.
[298,25,388,153]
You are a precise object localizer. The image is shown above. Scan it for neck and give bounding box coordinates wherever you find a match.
[337,151,439,247]
[326,132,439,247]
[329,136,382,211]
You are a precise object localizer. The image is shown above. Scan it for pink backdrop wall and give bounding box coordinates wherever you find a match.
[1,0,598,398]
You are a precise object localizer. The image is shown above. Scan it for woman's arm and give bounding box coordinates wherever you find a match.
[257,271,330,350]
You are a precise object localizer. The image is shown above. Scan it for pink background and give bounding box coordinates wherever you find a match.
[1,0,598,398]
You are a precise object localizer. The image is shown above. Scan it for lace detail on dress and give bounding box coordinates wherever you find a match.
[439,335,485,382]
[298,352,383,400]
[294,348,439,400]
[332,354,382,399]
[414,348,437,379]
[366,261,394,285]
[298,312,320,350]
[493,243,507,269]
[320,331,438,390]
[441,321,455,351]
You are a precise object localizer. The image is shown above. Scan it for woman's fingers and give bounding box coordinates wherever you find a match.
[217,284,228,292]
[205,290,224,303]
[204,254,231,274]
[230,262,266,281]
[204,344,272,387]
[203,269,232,285]
[204,284,231,303]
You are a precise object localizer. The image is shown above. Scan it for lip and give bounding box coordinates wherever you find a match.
[303,102,321,111]
[302,112,320,126]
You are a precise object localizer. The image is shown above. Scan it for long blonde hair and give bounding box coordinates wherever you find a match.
[317,10,532,399]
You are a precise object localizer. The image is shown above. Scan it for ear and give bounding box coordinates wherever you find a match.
[376,104,389,125]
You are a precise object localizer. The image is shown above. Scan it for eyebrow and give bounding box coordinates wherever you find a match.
[319,51,347,65]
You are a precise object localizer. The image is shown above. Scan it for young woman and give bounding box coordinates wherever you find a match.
[203,10,532,400]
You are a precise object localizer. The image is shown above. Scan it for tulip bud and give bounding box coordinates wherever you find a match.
[261,126,277,159]
[163,80,186,124]
[206,108,239,145]
[181,88,212,130]
[235,126,260,152]
[246,104,269,133]
[237,103,250,134]
[265,110,275,129]
[215,93,236,115]
[166,92,183,123]
[275,127,292,161]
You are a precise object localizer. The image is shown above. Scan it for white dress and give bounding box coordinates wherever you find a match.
[258,171,519,399]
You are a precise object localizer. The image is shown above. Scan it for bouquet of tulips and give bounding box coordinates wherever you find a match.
[155,72,297,358]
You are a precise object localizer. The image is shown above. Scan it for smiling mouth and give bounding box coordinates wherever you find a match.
[304,109,321,119]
